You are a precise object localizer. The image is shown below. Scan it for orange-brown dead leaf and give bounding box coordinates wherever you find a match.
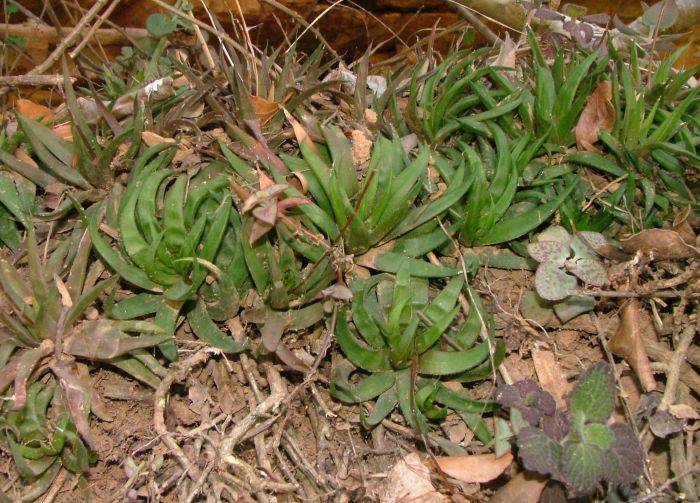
[51,123,73,141]
[608,299,657,392]
[620,229,700,260]
[15,148,38,168]
[574,80,615,152]
[532,348,571,409]
[16,98,54,122]
[490,471,548,503]
[141,131,176,147]
[431,452,513,483]
[492,33,517,80]
[250,91,293,126]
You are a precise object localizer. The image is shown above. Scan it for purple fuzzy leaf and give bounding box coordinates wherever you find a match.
[602,423,644,485]
[495,380,557,426]
[517,426,563,479]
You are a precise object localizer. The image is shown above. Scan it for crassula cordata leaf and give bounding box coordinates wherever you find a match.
[535,262,577,301]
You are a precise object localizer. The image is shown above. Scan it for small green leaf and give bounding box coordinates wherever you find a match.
[569,362,615,422]
[562,441,603,494]
[146,13,177,37]
[584,423,613,450]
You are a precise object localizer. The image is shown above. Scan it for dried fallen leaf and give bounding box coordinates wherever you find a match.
[250,91,293,126]
[672,206,697,246]
[16,98,54,122]
[574,80,615,152]
[51,123,73,141]
[620,229,700,260]
[608,299,657,392]
[669,403,700,421]
[15,148,39,168]
[492,33,517,80]
[141,131,176,147]
[381,453,446,503]
[50,359,94,448]
[532,349,571,409]
[431,452,513,483]
[490,471,548,503]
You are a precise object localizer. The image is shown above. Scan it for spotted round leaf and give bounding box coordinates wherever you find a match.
[567,258,606,286]
[527,241,570,266]
[535,263,577,301]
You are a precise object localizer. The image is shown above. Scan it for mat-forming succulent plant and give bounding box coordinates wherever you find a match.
[331,261,504,439]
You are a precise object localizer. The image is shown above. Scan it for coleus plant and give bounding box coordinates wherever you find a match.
[495,362,644,496]
[89,143,248,361]
[331,261,505,441]
[522,225,607,324]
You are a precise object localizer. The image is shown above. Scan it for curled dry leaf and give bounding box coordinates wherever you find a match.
[16,98,54,122]
[381,452,446,503]
[672,206,697,246]
[250,90,292,126]
[489,471,548,503]
[620,229,700,260]
[141,131,176,147]
[431,452,513,483]
[608,299,656,392]
[574,80,615,152]
[50,359,94,449]
[492,33,517,80]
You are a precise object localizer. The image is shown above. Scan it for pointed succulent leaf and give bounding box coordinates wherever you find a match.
[569,362,615,422]
[330,359,395,404]
[535,263,577,301]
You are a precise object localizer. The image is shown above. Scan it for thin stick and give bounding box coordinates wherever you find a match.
[261,0,341,61]
[68,0,123,60]
[28,0,112,76]
[0,75,75,86]
[659,311,699,410]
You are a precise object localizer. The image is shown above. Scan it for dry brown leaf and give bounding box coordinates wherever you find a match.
[141,131,176,147]
[608,299,657,392]
[50,359,94,448]
[574,80,615,152]
[250,91,293,126]
[381,453,446,503]
[51,123,73,141]
[16,98,54,122]
[672,206,697,246]
[669,403,700,420]
[620,229,700,260]
[15,148,38,168]
[489,471,548,503]
[492,33,517,79]
[431,452,513,483]
[532,349,571,409]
